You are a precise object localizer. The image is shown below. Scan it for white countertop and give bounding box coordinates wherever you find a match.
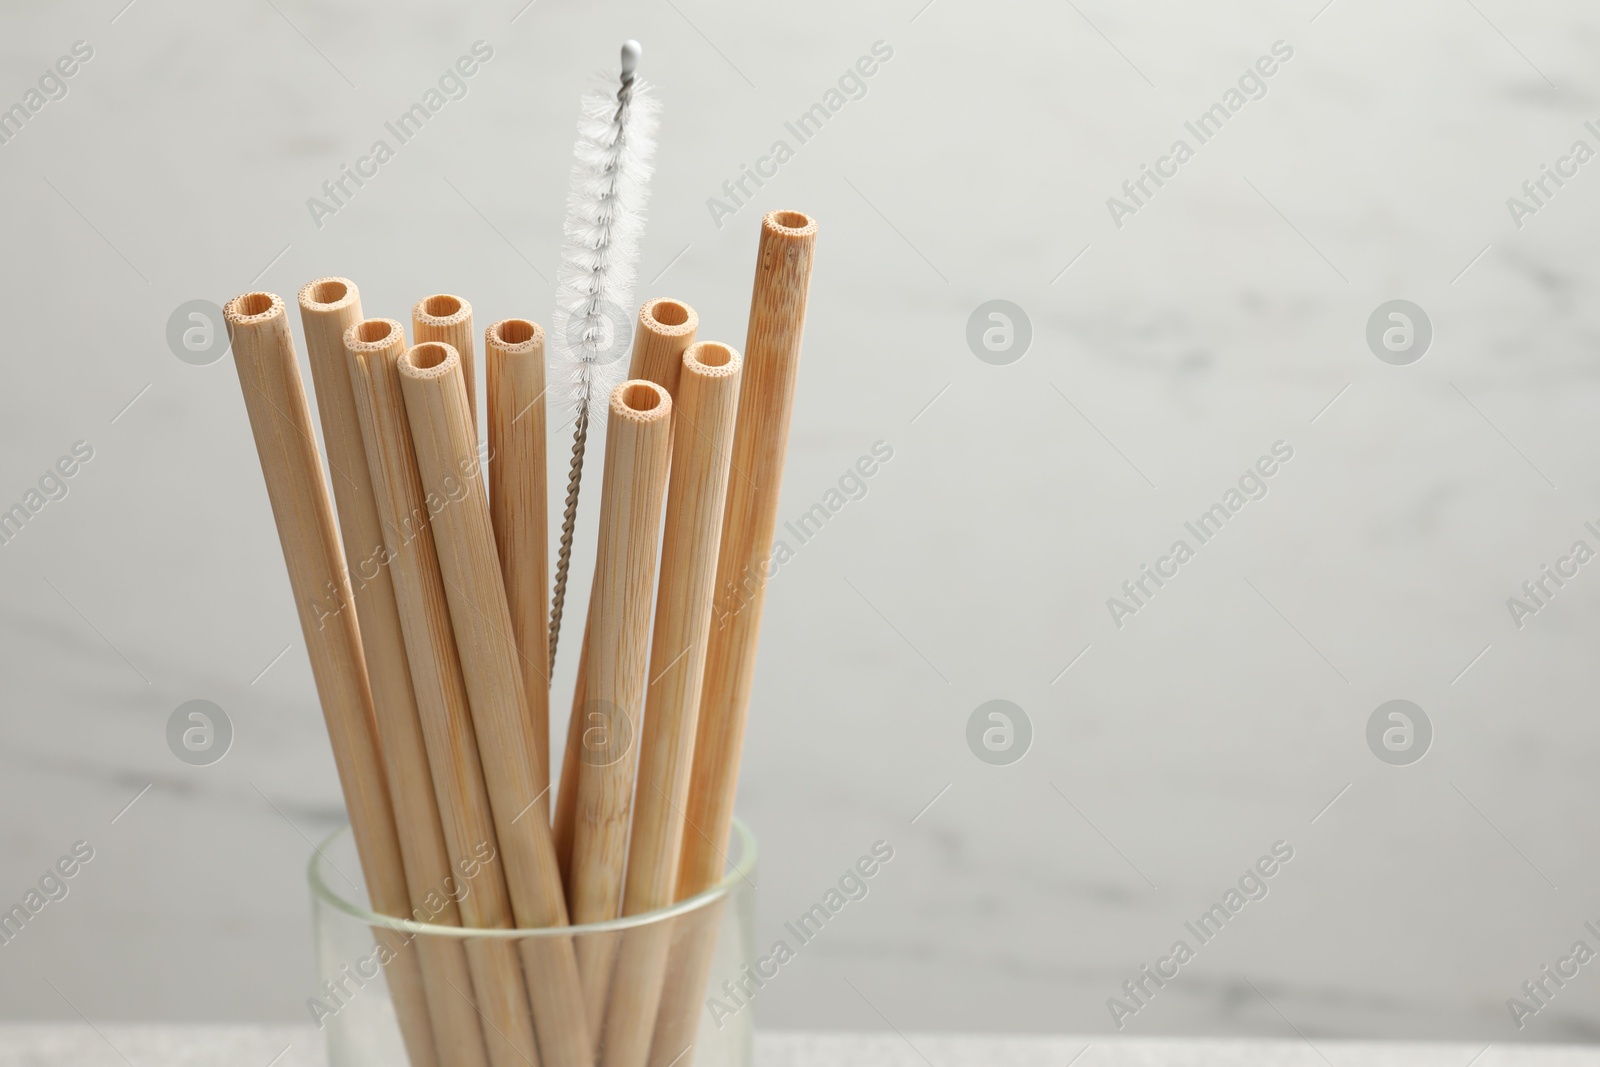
[0,1026,1590,1067]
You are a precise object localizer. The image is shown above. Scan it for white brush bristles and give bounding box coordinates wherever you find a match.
[551,76,660,423]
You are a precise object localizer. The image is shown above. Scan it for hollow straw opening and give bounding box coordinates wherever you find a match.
[768,209,815,234]
[357,319,394,344]
[415,294,471,328]
[309,280,347,305]
[236,292,273,317]
[298,279,358,315]
[621,382,662,412]
[424,295,461,317]
[640,298,697,337]
[495,319,537,346]
[648,300,688,327]
[688,342,734,369]
[408,342,453,371]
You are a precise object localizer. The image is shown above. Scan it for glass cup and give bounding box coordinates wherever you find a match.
[307,818,757,1067]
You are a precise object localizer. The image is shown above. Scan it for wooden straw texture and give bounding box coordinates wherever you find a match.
[299,282,491,1067]
[650,209,817,1067]
[643,899,722,1067]
[626,298,699,397]
[398,342,593,1067]
[413,295,477,433]
[568,379,673,1041]
[552,637,585,885]
[554,299,697,884]
[600,343,742,1067]
[677,210,815,895]
[486,319,552,804]
[345,318,538,1067]
[223,291,438,1067]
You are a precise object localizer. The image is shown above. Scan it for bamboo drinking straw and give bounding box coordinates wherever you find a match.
[398,342,593,1067]
[554,299,697,883]
[600,343,742,1067]
[486,320,552,803]
[568,379,673,1041]
[627,298,699,397]
[345,319,539,1067]
[649,209,817,1067]
[223,292,438,1067]
[677,210,815,895]
[552,639,585,883]
[298,282,492,1067]
[414,295,477,432]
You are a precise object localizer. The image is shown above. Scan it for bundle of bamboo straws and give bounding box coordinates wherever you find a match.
[224,208,816,1067]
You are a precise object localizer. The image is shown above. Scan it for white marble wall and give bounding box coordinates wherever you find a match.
[0,0,1597,1045]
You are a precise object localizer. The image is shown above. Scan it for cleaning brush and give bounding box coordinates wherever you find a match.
[548,39,660,678]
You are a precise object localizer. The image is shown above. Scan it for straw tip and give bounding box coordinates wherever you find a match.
[223,291,284,326]
[343,318,405,353]
[298,277,358,312]
[685,341,742,378]
[764,210,817,237]
[488,318,545,352]
[399,341,461,381]
[413,294,471,326]
[610,379,671,423]
[640,298,698,338]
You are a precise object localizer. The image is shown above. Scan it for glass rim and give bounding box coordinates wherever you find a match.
[307,817,757,939]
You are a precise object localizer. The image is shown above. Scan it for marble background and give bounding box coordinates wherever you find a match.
[2,0,1599,1047]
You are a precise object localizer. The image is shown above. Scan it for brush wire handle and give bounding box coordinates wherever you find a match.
[549,405,588,676]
